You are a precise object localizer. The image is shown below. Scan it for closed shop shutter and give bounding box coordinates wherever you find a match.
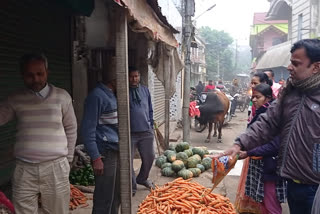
[0,0,72,185]
[153,77,165,125]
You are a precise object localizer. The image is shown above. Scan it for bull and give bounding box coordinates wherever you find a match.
[198,90,230,143]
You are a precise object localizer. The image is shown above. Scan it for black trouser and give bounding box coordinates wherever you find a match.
[231,98,238,115]
[287,180,319,214]
[131,130,155,193]
[92,150,120,214]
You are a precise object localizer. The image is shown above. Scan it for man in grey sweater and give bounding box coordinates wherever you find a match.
[129,67,155,196]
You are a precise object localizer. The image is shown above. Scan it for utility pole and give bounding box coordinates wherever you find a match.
[217,52,220,79]
[234,39,238,72]
[182,0,195,142]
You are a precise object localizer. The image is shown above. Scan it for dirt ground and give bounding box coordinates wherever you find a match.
[71,110,289,214]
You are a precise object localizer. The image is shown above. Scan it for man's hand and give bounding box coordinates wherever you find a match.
[92,158,104,176]
[238,151,248,159]
[205,144,241,159]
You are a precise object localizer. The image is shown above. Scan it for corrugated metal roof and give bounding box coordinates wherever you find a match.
[256,41,291,69]
[147,0,180,34]
[115,0,179,47]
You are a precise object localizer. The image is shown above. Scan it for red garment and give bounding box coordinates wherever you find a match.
[0,191,15,214]
[204,84,215,92]
[189,101,200,117]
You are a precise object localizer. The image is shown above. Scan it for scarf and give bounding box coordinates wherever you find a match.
[130,85,141,104]
[248,100,274,127]
[290,72,320,91]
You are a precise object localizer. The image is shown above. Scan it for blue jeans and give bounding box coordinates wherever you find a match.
[287,180,319,214]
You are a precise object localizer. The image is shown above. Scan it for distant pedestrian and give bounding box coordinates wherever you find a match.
[196,81,204,96]
[230,79,240,117]
[204,80,215,92]
[129,67,155,196]
[264,69,282,98]
[81,69,120,214]
[216,79,226,91]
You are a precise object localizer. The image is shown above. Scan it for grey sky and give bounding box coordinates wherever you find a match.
[195,0,270,45]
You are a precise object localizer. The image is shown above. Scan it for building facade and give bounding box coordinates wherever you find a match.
[190,35,207,87]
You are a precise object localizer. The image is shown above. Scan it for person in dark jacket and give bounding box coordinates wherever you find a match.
[129,67,155,196]
[239,83,286,214]
[220,39,320,214]
[195,81,204,96]
[230,78,239,117]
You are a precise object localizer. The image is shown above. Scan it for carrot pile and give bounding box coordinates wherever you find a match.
[69,184,89,210]
[137,177,236,214]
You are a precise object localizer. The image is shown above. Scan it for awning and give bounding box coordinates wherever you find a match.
[256,41,291,70]
[115,0,179,47]
[265,0,291,21]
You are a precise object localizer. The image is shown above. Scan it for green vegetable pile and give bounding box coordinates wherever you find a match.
[155,142,212,179]
[69,164,95,186]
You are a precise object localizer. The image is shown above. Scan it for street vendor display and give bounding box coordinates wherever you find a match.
[155,142,212,179]
[137,177,236,213]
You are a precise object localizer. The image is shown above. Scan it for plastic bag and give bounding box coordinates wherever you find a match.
[210,155,238,192]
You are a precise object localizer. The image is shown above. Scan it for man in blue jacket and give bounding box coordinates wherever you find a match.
[81,70,119,214]
[129,67,155,195]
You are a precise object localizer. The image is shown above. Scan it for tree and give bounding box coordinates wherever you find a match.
[198,27,234,81]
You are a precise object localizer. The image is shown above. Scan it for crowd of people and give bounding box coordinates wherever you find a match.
[0,55,155,213]
[0,38,319,214]
[215,38,320,214]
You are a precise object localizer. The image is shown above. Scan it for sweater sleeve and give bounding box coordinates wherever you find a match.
[80,94,102,161]
[235,100,282,151]
[247,136,280,157]
[147,88,154,127]
[62,98,77,162]
[0,99,15,126]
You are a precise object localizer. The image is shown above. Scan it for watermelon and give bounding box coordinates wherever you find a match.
[176,152,188,165]
[177,169,193,180]
[175,142,190,152]
[196,164,206,172]
[192,147,206,158]
[184,148,193,157]
[172,160,185,172]
[155,155,167,168]
[188,168,201,177]
[161,167,175,177]
[164,150,174,156]
[202,157,213,170]
[161,163,172,169]
[167,152,177,162]
[187,154,201,168]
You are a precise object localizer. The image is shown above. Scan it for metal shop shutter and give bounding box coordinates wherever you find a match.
[153,77,165,125]
[0,0,72,185]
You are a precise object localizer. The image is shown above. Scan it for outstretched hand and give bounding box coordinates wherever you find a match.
[205,144,241,160]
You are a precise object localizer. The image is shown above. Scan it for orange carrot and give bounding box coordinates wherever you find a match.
[137,178,236,214]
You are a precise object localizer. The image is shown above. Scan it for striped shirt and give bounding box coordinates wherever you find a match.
[0,84,77,163]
